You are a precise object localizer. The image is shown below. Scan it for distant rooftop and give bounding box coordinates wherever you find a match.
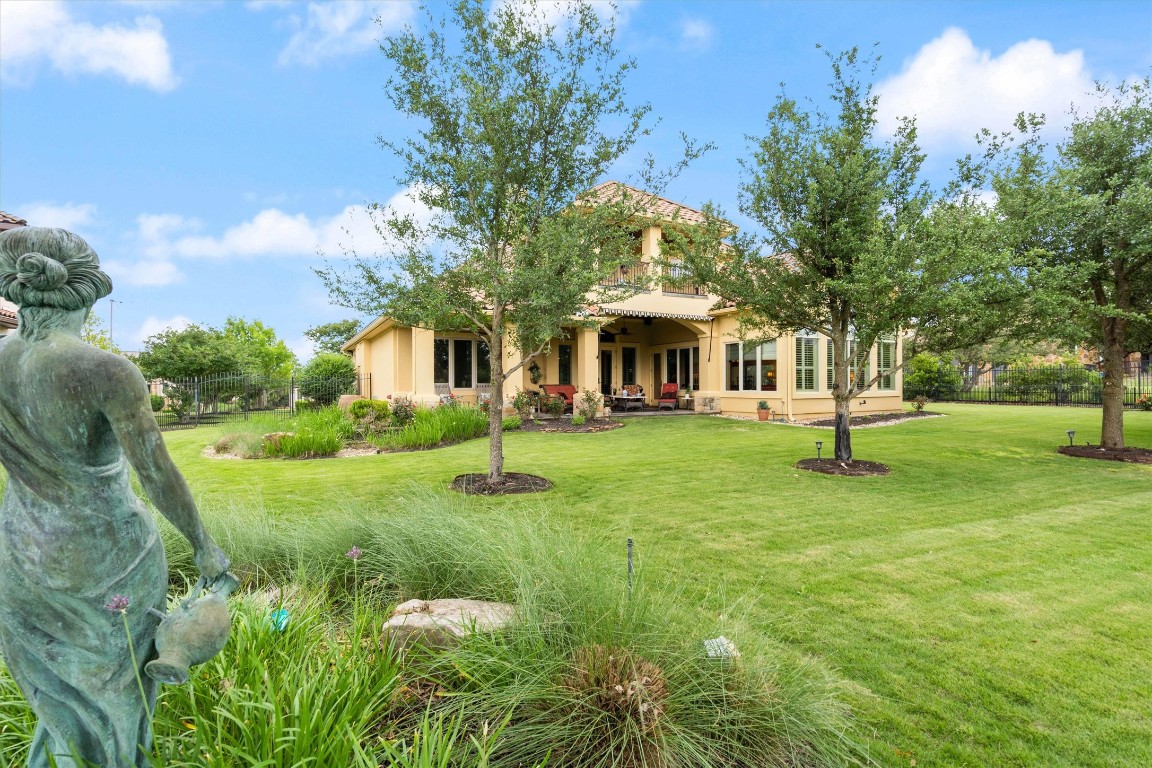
[0,211,28,231]
[580,181,715,227]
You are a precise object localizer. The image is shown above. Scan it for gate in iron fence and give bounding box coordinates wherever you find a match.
[151,372,371,431]
[905,361,1151,408]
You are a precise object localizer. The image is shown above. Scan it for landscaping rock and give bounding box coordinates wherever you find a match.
[262,431,293,449]
[382,598,518,649]
[337,394,364,410]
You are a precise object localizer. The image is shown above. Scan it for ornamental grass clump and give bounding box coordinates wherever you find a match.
[370,491,867,768]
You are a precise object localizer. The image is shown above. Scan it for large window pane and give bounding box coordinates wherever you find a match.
[558,344,572,385]
[666,349,677,383]
[477,340,491,385]
[434,339,449,384]
[622,347,637,385]
[726,343,740,390]
[692,346,700,390]
[759,342,776,391]
[453,339,473,388]
[679,348,691,388]
[742,344,757,390]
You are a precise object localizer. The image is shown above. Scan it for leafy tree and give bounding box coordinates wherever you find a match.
[298,353,357,406]
[135,324,242,381]
[682,48,1027,461]
[317,0,704,482]
[223,316,296,380]
[304,319,362,356]
[986,78,1152,448]
[82,311,119,353]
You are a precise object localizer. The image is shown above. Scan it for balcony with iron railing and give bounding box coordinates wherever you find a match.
[597,262,709,297]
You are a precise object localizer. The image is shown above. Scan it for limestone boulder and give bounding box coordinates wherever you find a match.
[382,598,518,650]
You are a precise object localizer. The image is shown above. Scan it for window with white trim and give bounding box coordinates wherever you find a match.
[795,335,817,391]
[724,341,777,391]
[826,338,869,390]
[877,339,895,390]
[434,338,491,388]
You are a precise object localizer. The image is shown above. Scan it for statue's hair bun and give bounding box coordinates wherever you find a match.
[0,227,112,310]
[16,252,69,291]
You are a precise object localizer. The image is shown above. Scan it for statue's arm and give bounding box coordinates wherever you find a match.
[100,357,230,582]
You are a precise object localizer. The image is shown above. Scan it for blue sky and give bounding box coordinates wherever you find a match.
[2,0,1149,359]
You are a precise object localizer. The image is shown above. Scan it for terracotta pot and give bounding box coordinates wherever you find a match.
[757,409,770,421]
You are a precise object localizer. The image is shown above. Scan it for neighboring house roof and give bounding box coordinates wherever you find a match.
[0,305,17,330]
[0,212,28,231]
[580,181,715,227]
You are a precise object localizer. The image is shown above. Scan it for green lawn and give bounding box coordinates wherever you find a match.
[3,403,1150,766]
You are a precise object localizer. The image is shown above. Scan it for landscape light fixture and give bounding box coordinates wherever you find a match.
[815,440,823,459]
[1066,429,1075,447]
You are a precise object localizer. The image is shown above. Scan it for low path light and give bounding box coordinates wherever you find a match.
[816,440,823,459]
[1066,429,1076,447]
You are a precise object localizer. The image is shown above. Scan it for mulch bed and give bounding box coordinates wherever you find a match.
[1057,445,1152,464]
[514,418,623,433]
[802,411,942,428]
[795,458,890,476]
[450,472,554,495]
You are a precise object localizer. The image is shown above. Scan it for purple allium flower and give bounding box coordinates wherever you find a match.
[105,594,130,613]
[345,546,363,561]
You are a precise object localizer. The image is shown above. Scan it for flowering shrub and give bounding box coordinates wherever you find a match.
[1137,394,1151,411]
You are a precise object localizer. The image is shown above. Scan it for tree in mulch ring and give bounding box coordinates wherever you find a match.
[451,472,553,495]
[795,459,890,476]
[1057,445,1152,464]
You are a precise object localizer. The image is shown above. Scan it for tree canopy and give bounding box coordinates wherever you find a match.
[985,77,1152,447]
[304,319,362,356]
[682,47,1023,461]
[316,0,704,483]
[135,318,296,381]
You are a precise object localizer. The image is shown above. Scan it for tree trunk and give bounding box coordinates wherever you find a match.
[488,323,506,483]
[834,396,853,461]
[1099,319,1127,449]
[831,332,853,461]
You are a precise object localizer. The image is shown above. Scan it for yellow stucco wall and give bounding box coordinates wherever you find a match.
[342,221,905,420]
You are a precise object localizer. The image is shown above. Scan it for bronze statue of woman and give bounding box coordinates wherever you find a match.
[0,227,231,767]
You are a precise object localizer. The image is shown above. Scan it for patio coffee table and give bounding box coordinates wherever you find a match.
[614,394,645,411]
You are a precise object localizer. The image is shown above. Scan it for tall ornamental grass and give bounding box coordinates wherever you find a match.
[370,404,488,451]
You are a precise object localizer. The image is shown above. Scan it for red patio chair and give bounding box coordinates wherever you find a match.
[657,382,679,410]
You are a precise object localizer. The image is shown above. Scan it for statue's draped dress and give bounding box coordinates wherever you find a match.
[0,378,166,767]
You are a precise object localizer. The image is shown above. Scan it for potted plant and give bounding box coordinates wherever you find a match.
[756,400,771,421]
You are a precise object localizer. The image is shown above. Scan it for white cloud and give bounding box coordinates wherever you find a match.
[876,28,1098,149]
[132,314,193,347]
[16,201,97,231]
[0,0,178,91]
[104,258,185,287]
[277,1,414,67]
[678,17,713,52]
[246,0,295,9]
[490,0,639,34]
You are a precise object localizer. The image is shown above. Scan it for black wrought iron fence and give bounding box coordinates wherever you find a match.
[905,361,1150,408]
[151,372,370,431]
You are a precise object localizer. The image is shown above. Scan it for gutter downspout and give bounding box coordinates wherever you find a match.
[785,335,795,422]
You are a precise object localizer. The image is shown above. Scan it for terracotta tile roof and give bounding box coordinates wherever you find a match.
[0,211,28,231]
[0,306,16,328]
[579,181,716,227]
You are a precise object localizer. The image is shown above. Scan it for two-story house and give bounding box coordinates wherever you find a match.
[341,183,902,419]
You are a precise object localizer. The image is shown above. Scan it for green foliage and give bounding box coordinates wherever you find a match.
[679,47,1001,461]
[371,404,488,451]
[222,316,297,380]
[136,324,243,380]
[502,416,523,431]
[390,395,417,428]
[511,389,538,421]
[370,493,865,768]
[902,352,963,399]
[985,77,1152,446]
[149,394,165,412]
[912,395,928,412]
[82,311,119,353]
[571,414,586,426]
[542,394,565,418]
[348,398,391,421]
[314,0,705,480]
[299,353,357,406]
[999,364,1101,404]
[304,319,362,356]
[576,389,601,421]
